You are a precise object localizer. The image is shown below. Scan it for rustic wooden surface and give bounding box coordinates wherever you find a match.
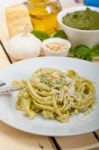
[96,130,99,138]
[0,45,10,68]
[0,121,55,150]
[55,133,99,150]
[0,1,99,150]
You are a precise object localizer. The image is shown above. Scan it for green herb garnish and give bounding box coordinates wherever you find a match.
[53,30,68,39]
[31,30,50,41]
[92,44,99,57]
[31,30,68,41]
[70,45,92,61]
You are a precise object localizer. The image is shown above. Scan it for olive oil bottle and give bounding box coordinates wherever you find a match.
[28,0,61,35]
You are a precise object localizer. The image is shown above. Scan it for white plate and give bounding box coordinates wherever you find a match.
[0,57,99,136]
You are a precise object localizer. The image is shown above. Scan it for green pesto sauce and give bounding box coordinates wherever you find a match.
[63,8,99,30]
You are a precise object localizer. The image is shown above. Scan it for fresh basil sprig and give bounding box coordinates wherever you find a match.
[70,45,92,61]
[70,44,99,61]
[31,30,68,41]
[31,30,50,41]
[92,44,99,57]
[53,30,68,39]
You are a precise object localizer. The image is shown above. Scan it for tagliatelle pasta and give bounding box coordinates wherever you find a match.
[13,68,96,122]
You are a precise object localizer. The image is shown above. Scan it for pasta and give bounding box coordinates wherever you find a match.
[13,68,96,122]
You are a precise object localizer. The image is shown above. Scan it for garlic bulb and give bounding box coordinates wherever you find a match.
[8,33,42,60]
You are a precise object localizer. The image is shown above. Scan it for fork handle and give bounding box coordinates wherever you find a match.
[0,86,21,95]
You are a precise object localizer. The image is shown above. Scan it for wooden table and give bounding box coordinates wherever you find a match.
[0,1,99,149]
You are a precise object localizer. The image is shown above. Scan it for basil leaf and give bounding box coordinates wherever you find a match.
[92,44,99,57]
[31,30,49,41]
[53,30,68,39]
[70,45,92,61]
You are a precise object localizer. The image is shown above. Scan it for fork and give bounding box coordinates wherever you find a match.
[0,81,6,87]
[0,81,21,95]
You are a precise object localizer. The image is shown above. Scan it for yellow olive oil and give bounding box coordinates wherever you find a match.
[28,0,61,34]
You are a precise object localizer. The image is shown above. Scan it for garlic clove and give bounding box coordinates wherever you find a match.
[8,33,42,60]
